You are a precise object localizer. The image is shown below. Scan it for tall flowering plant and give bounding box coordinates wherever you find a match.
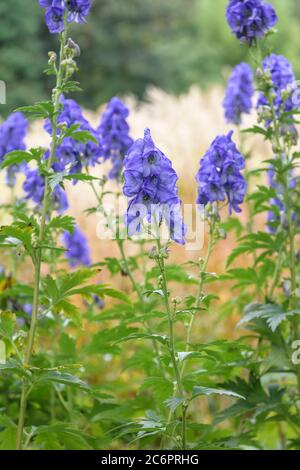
[0,0,128,451]
[222,0,300,447]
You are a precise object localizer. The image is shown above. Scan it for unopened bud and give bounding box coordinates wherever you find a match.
[172,296,182,305]
[66,38,81,57]
[283,280,291,298]
[48,51,57,65]
[148,246,158,259]
[218,228,227,240]
[161,246,170,259]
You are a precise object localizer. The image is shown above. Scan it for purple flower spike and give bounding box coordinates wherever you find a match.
[196,131,247,214]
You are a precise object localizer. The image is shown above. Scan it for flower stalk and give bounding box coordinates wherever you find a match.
[154,236,186,449]
[16,25,69,450]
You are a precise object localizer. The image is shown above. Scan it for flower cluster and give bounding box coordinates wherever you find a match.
[196,131,247,214]
[39,0,92,34]
[23,168,69,213]
[98,97,133,180]
[46,95,102,177]
[223,63,254,125]
[267,167,300,232]
[226,0,278,45]
[62,227,91,267]
[123,129,186,244]
[257,54,296,117]
[0,112,28,187]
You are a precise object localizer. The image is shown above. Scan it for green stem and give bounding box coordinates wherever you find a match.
[88,176,166,375]
[118,238,167,375]
[117,239,143,302]
[182,404,188,450]
[16,27,68,450]
[163,216,215,448]
[182,217,215,374]
[155,237,186,449]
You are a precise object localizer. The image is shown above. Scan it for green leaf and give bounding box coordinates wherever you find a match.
[242,125,271,138]
[144,289,164,298]
[59,333,77,357]
[55,300,82,327]
[0,415,17,450]
[46,215,75,234]
[99,287,131,304]
[146,265,198,285]
[63,173,100,183]
[84,326,138,355]
[43,271,131,325]
[0,359,29,378]
[34,371,90,391]
[225,268,260,289]
[227,232,280,267]
[34,423,91,450]
[239,303,300,332]
[0,225,34,258]
[139,377,173,402]
[17,101,55,120]
[61,81,82,93]
[0,148,42,169]
[191,386,245,401]
[115,332,168,345]
[164,396,185,412]
[0,311,16,341]
[48,170,67,191]
[63,124,98,144]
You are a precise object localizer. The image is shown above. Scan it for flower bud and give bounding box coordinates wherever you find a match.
[283,280,291,298]
[218,228,227,240]
[148,246,158,259]
[66,38,81,57]
[48,51,57,65]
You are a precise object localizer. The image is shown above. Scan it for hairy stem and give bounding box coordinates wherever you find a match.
[155,237,186,449]
[181,217,215,378]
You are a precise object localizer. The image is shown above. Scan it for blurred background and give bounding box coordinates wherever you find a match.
[1,0,300,115]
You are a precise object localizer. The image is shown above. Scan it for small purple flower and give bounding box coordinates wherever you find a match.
[62,227,91,267]
[39,0,57,6]
[84,295,105,310]
[226,0,278,45]
[23,168,69,213]
[98,97,133,180]
[123,129,186,244]
[0,112,28,187]
[46,96,102,179]
[40,0,92,34]
[23,303,33,315]
[267,167,300,232]
[0,112,28,158]
[45,6,65,34]
[196,131,247,214]
[67,0,92,23]
[223,63,254,125]
[257,54,296,117]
